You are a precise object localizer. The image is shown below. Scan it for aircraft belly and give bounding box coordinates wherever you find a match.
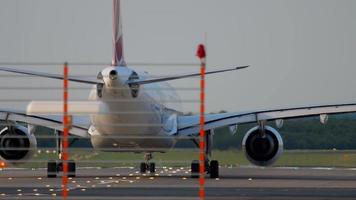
[89,92,175,152]
[90,135,175,152]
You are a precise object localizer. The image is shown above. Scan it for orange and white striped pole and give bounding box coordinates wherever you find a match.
[196,44,206,200]
[62,62,69,198]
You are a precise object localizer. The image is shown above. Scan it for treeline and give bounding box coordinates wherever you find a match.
[33,115,356,150]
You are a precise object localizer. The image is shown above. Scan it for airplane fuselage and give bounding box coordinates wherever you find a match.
[88,66,182,152]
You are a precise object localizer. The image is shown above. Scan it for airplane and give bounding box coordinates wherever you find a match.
[0,0,356,179]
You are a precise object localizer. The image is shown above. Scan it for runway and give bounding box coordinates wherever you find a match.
[0,166,356,199]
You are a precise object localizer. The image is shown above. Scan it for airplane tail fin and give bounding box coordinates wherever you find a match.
[112,0,126,67]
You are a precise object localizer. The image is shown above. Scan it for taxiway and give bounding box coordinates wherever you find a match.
[0,166,355,199]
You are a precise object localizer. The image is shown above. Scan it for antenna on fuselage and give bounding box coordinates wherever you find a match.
[112,0,126,67]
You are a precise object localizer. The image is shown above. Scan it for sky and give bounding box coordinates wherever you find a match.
[0,0,355,113]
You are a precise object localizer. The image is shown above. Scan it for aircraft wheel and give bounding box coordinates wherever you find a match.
[47,160,57,178]
[191,160,199,178]
[205,160,210,173]
[140,162,147,173]
[149,162,155,173]
[209,160,219,179]
[68,160,76,178]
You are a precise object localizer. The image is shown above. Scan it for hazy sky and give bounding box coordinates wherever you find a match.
[0,0,355,113]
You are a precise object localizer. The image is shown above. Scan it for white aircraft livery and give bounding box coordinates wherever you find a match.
[0,0,356,178]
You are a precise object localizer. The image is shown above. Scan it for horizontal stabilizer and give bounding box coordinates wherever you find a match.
[0,67,102,84]
[127,65,249,85]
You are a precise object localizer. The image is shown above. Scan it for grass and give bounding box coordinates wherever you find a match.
[9,149,356,169]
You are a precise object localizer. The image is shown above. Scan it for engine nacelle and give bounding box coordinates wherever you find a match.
[242,125,283,166]
[0,125,37,164]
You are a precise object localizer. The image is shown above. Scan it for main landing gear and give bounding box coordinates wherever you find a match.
[47,131,77,178]
[140,153,156,174]
[191,160,219,179]
[47,160,76,178]
[191,130,219,179]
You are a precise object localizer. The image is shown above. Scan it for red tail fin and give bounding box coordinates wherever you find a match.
[112,0,126,66]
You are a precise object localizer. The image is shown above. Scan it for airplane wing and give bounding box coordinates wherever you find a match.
[177,103,356,136]
[0,109,90,138]
[127,66,249,85]
[0,66,102,84]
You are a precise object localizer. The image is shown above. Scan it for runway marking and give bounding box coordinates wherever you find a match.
[6,166,354,170]
[239,165,356,171]
[312,167,334,170]
[54,185,76,192]
[3,167,356,199]
[20,192,44,196]
[274,167,300,170]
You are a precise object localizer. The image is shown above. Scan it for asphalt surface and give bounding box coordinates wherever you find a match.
[0,166,356,199]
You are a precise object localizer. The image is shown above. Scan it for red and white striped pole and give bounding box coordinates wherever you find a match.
[196,44,206,200]
[62,62,69,198]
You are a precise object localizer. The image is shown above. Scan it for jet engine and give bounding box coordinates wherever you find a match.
[0,125,37,164]
[242,125,283,166]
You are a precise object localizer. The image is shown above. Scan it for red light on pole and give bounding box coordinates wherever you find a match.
[196,44,206,59]
[197,44,206,200]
